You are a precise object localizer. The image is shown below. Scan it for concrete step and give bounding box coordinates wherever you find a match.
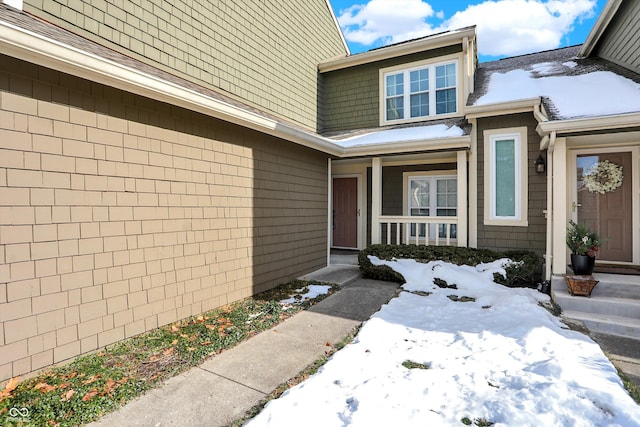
[590,273,640,299]
[561,310,640,340]
[551,278,640,323]
[552,275,640,340]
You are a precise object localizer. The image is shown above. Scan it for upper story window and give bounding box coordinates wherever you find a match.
[382,60,458,124]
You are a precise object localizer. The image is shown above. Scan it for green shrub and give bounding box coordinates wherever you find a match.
[358,244,542,288]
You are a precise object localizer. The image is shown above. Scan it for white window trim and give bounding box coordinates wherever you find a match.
[379,55,461,126]
[403,171,458,239]
[483,127,528,226]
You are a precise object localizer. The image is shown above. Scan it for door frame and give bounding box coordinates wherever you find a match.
[331,174,363,250]
[569,146,640,265]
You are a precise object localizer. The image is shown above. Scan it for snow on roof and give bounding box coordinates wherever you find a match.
[470,46,640,120]
[327,122,466,148]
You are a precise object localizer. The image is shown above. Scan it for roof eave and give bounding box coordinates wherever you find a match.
[465,98,542,119]
[578,0,624,58]
[318,26,476,73]
[339,136,471,158]
[0,19,345,157]
[536,112,640,134]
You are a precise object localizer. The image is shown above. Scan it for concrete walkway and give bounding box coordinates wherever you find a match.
[89,265,399,427]
[89,262,640,427]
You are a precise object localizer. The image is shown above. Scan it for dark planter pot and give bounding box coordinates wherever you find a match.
[570,254,595,275]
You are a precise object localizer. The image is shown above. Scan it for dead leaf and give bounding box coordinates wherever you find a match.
[0,377,20,401]
[102,379,117,396]
[325,342,331,347]
[171,339,178,345]
[58,382,70,389]
[200,341,212,346]
[163,347,175,356]
[197,315,205,323]
[61,389,76,401]
[171,324,180,332]
[34,382,57,393]
[205,325,216,330]
[187,347,196,351]
[82,374,101,385]
[82,389,99,402]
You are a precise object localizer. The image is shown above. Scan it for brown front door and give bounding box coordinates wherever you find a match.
[333,177,358,248]
[576,151,632,262]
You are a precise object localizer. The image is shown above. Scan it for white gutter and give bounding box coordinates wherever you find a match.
[2,0,22,10]
[0,19,346,156]
[465,98,542,119]
[536,112,640,134]
[337,136,471,158]
[1,19,472,160]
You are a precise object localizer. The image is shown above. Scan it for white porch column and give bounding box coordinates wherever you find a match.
[457,150,468,247]
[468,118,478,248]
[371,157,382,244]
[327,158,332,266]
[552,137,568,275]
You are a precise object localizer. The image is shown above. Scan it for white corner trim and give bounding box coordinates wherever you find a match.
[579,0,624,58]
[323,0,349,55]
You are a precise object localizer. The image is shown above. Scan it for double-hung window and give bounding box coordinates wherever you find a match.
[484,128,528,226]
[383,60,458,124]
[406,174,457,239]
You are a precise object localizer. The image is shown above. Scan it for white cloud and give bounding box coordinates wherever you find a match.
[337,0,440,45]
[444,0,597,57]
[337,0,597,57]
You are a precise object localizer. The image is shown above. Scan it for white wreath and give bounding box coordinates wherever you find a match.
[583,160,623,194]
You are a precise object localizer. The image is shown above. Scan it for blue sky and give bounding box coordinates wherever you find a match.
[328,0,604,62]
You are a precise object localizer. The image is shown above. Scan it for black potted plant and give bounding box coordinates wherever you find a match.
[566,220,600,275]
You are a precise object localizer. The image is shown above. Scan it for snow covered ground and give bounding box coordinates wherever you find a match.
[246,257,640,427]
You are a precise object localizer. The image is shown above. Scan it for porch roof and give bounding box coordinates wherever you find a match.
[323,119,472,157]
[468,45,640,121]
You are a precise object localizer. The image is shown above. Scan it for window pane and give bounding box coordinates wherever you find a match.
[410,179,429,208]
[436,64,455,89]
[386,97,404,120]
[410,93,428,118]
[410,69,429,93]
[386,73,404,97]
[495,139,516,217]
[436,88,456,114]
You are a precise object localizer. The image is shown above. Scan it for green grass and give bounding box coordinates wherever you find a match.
[0,280,338,427]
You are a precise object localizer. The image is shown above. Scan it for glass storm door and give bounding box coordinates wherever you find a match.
[575,152,632,262]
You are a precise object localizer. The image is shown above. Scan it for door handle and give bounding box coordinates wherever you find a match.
[572,202,581,211]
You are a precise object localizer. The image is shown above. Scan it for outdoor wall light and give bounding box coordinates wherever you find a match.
[535,154,546,174]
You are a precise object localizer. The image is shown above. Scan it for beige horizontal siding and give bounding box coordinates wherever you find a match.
[22,0,347,130]
[0,57,328,382]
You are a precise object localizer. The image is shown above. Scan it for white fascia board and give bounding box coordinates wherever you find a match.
[465,98,542,119]
[536,112,640,134]
[339,136,471,157]
[323,0,349,55]
[579,0,623,58]
[0,20,345,157]
[319,27,476,73]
